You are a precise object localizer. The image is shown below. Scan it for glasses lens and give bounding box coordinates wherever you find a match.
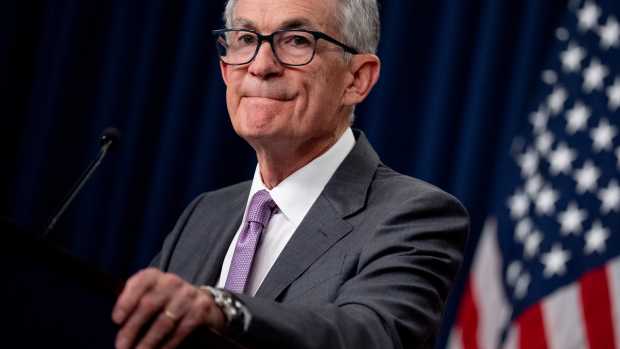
[216,30,258,64]
[274,31,316,65]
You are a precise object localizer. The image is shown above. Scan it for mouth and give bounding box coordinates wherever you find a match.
[243,95,294,102]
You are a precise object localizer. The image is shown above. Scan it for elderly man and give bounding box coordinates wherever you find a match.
[112,0,469,348]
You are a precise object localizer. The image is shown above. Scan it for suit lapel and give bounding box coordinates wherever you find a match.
[255,131,380,300]
[192,187,248,286]
[254,195,352,300]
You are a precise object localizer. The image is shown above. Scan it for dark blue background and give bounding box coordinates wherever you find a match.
[2,0,566,345]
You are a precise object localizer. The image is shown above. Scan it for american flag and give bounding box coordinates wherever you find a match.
[447,1,620,348]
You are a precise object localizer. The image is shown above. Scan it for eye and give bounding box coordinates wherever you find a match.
[237,33,257,45]
[282,33,313,47]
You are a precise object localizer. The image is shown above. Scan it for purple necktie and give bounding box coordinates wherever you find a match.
[225,189,277,294]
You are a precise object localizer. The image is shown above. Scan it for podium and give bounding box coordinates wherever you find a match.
[2,221,244,348]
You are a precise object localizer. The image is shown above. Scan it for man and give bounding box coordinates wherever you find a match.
[112,0,469,348]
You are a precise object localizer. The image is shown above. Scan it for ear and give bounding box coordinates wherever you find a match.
[342,54,381,106]
[220,60,231,86]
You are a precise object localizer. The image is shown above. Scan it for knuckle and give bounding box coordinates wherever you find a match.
[161,273,182,288]
[127,268,158,287]
[196,294,212,310]
[139,295,159,310]
[182,285,198,299]
[143,267,160,275]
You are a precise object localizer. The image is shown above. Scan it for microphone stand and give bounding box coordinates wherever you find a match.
[42,128,119,239]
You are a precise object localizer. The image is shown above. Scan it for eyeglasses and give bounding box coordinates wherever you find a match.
[212,29,359,66]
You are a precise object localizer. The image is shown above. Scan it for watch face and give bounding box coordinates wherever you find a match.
[199,286,250,334]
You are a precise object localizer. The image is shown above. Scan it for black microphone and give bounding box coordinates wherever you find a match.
[42,127,120,238]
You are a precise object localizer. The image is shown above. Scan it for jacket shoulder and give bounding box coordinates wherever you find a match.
[371,165,468,215]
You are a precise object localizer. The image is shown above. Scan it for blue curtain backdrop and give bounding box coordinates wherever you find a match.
[2,0,566,346]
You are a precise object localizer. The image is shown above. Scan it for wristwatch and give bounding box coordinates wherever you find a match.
[200,286,252,335]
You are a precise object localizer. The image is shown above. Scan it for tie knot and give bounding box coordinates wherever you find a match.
[246,189,276,226]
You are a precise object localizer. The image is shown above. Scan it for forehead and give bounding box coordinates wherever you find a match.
[231,0,338,32]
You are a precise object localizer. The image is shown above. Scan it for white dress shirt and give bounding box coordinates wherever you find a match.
[216,128,356,295]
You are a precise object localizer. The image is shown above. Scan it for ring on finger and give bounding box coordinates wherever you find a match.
[164,309,179,321]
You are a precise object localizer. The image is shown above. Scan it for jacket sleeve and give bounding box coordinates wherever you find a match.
[231,188,469,349]
[149,193,207,269]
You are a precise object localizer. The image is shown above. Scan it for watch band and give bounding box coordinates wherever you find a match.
[200,286,252,335]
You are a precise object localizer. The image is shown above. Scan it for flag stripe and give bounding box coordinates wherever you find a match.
[457,279,479,349]
[542,283,587,349]
[580,264,617,349]
[471,218,510,349]
[448,328,464,349]
[607,257,620,349]
[503,325,518,349]
[517,303,548,349]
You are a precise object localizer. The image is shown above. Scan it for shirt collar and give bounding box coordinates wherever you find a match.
[247,127,355,228]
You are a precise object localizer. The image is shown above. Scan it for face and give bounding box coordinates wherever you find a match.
[220,0,354,151]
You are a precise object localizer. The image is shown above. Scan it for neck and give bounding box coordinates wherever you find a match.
[254,128,348,189]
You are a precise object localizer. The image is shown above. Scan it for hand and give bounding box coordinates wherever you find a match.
[112,268,226,349]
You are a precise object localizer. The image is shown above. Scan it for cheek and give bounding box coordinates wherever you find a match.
[225,76,244,116]
[226,88,238,113]
[305,69,344,113]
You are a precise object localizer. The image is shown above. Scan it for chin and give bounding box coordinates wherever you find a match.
[233,106,290,136]
[233,116,279,142]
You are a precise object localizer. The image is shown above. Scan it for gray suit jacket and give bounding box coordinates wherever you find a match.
[153,131,469,349]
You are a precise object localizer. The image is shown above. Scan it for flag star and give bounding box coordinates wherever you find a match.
[590,118,618,152]
[525,174,543,199]
[536,131,555,155]
[542,70,558,85]
[598,179,620,213]
[548,87,568,113]
[607,78,620,111]
[584,221,610,254]
[530,109,549,133]
[515,218,533,242]
[536,186,560,215]
[518,148,539,176]
[565,101,591,134]
[542,244,571,277]
[508,190,530,219]
[514,273,531,299]
[557,201,587,235]
[578,1,601,32]
[525,230,543,258]
[556,27,569,41]
[560,42,586,72]
[583,58,609,92]
[506,260,523,285]
[573,160,600,193]
[598,16,620,49]
[549,142,577,175]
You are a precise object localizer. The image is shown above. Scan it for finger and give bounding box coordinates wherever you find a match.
[113,268,160,324]
[133,310,180,349]
[116,292,167,349]
[159,310,204,349]
[134,285,197,349]
[160,289,217,349]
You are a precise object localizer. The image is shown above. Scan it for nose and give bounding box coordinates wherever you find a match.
[247,40,284,79]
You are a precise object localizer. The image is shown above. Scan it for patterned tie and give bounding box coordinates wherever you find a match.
[225,189,277,293]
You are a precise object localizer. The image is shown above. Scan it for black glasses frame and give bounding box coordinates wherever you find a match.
[212,28,359,66]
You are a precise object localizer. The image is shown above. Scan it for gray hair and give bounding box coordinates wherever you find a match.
[223,0,380,54]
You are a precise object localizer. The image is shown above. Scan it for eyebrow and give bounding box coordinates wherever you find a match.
[278,18,318,31]
[230,17,319,32]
